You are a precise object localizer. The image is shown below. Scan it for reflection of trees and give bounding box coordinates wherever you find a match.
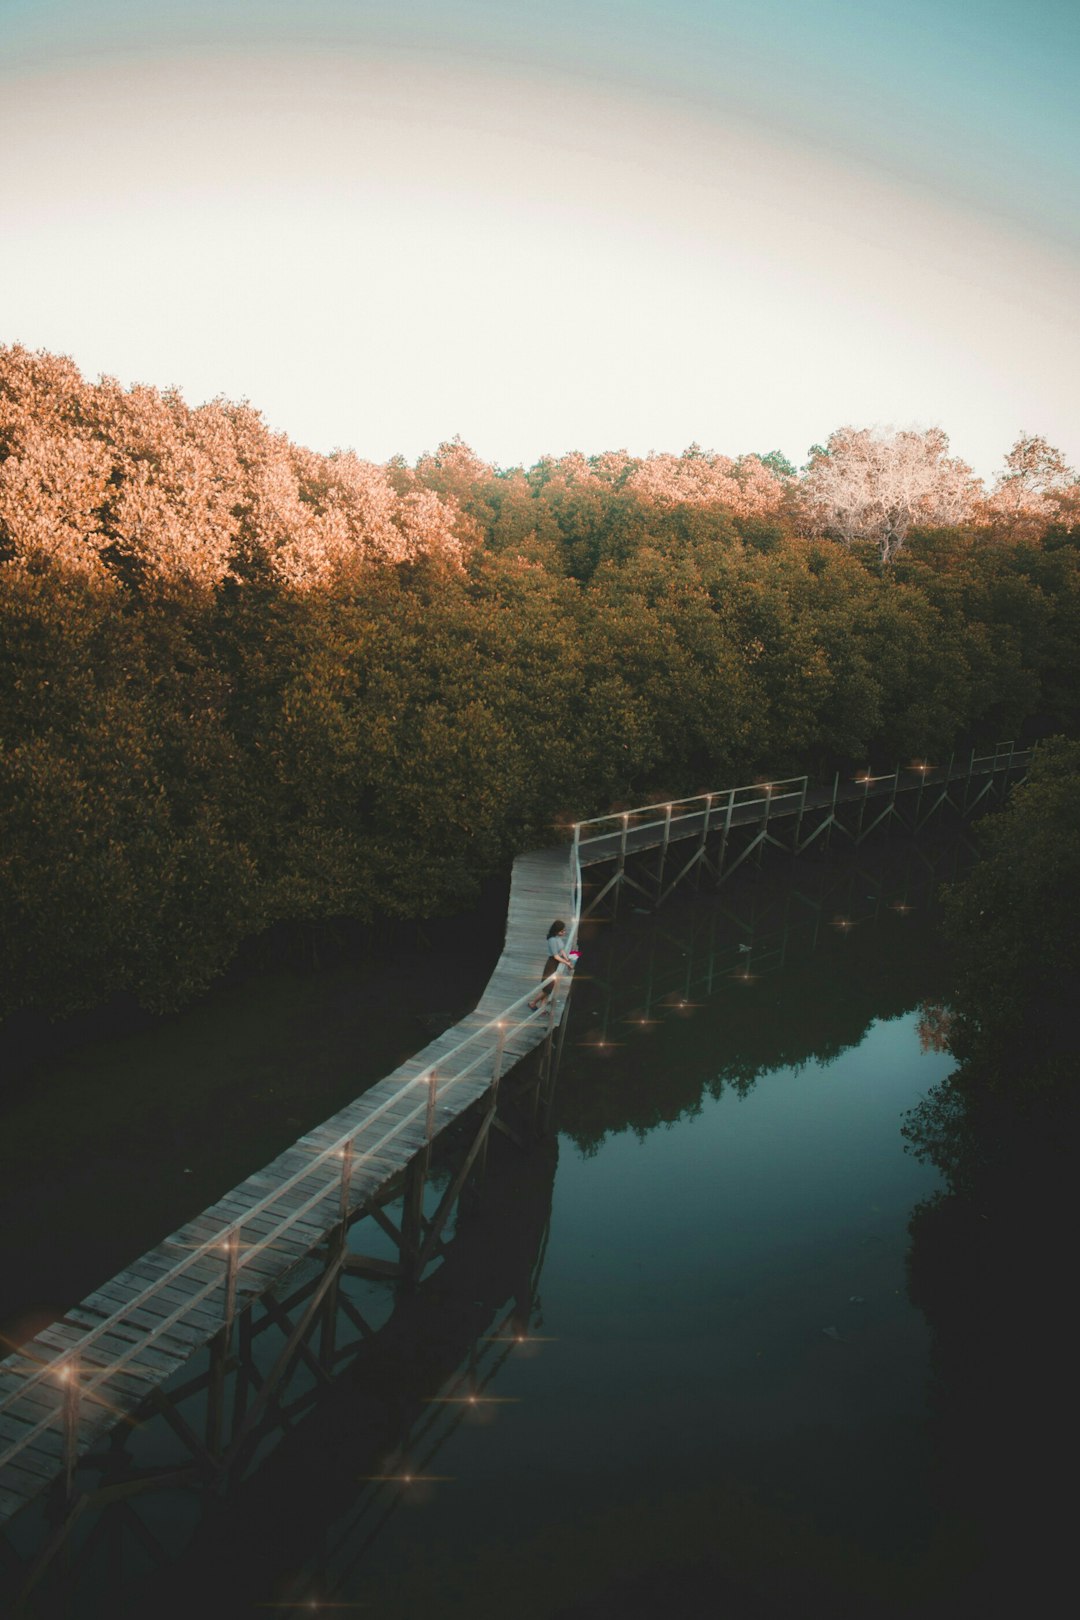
[555,848,952,1157]
[903,741,1080,1612]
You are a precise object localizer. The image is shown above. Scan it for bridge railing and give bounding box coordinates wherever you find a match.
[0,846,586,1488]
[572,777,809,860]
[3,745,1034,1487]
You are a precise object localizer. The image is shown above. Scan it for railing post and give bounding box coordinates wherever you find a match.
[656,802,673,905]
[223,1228,239,1337]
[337,1139,355,1229]
[425,1069,438,1145]
[319,1143,354,1372]
[61,1358,80,1504]
[856,773,870,843]
[715,790,733,883]
[208,1230,240,1456]
[614,813,629,917]
[758,782,772,864]
[491,1022,508,1091]
[475,1022,508,1190]
[794,776,808,852]
[693,793,714,889]
[825,772,838,850]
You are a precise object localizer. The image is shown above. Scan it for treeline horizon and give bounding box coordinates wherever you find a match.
[3,344,1080,1025]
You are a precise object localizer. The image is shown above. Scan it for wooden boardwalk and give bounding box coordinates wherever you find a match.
[0,743,1031,1530]
[575,747,1032,909]
[0,845,579,1528]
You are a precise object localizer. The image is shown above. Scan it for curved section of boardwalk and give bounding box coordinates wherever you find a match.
[0,744,1032,1527]
[0,845,579,1526]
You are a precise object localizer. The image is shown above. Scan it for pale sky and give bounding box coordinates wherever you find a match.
[2,1,1078,479]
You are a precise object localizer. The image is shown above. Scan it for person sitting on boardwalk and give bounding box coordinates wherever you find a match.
[529,920,575,1012]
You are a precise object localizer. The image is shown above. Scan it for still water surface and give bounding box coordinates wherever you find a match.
[306,866,954,1618]
[13,842,969,1617]
[188,844,960,1620]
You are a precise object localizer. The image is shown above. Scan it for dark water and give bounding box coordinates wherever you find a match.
[5,839,976,1617]
[281,850,959,1620]
[0,887,509,1347]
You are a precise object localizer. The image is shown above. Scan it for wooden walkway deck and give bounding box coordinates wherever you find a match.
[0,845,579,1527]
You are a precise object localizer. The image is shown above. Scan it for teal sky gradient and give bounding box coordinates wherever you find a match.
[7,0,1077,246]
[2,1,1077,472]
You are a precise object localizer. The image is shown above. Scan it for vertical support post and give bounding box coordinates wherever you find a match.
[401,1075,435,1282]
[319,1141,354,1370]
[425,1069,438,1145]
[614,813,629,917]
[542,978,573,1135]
[475,1022,507,1190]
[401,1156,427,1282]
[715,790,733,885]
[963,748,976,813]
[694,793,715,889]
[337,1138,355,1231]
[757,783,772,865]
[533,995,559,1132]
[856,773,870,843]
[232,1305,253,1442]
[61,1358,80,1505]
[656,803,672,905]
[794,776,808,853]
[207,1229,240,1455]
[825,771,839,850]
[492,1022,508,1090]
[224,1229,240,1334]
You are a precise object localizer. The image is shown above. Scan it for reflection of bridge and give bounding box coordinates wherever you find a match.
[579,829,976,1066]
[0,743,1030,1607]
[0,842,577,1609]
[6,1125,557,1617]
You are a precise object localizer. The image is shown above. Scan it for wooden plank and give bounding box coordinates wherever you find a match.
[77,1293,215,1352]
[35,1322,180,1380]
[0,1412,63,1461]
[0,1456,52,1510]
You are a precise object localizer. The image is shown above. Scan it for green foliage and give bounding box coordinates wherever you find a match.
[903,738,1080,1189]
[900,745,1080,1612]
[4,347,1080,1023]
[938,736,1080,1086]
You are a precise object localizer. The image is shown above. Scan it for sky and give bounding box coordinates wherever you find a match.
[1,0,1078,479]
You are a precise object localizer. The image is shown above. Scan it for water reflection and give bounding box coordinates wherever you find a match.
[27,1126,558,1620]
[559,837,965,1155]
[7,835,969,1619]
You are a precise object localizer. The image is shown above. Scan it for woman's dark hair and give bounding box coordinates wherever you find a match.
[550,919,566,934]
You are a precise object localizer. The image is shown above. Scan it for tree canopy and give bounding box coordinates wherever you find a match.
[3,344,1079,1023]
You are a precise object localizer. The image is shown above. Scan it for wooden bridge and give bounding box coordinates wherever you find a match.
[0,742,1031,1600]
[574,743,1032,915]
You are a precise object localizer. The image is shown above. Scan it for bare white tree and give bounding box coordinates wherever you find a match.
[984,433,1078,536]
[800,426,982,562]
